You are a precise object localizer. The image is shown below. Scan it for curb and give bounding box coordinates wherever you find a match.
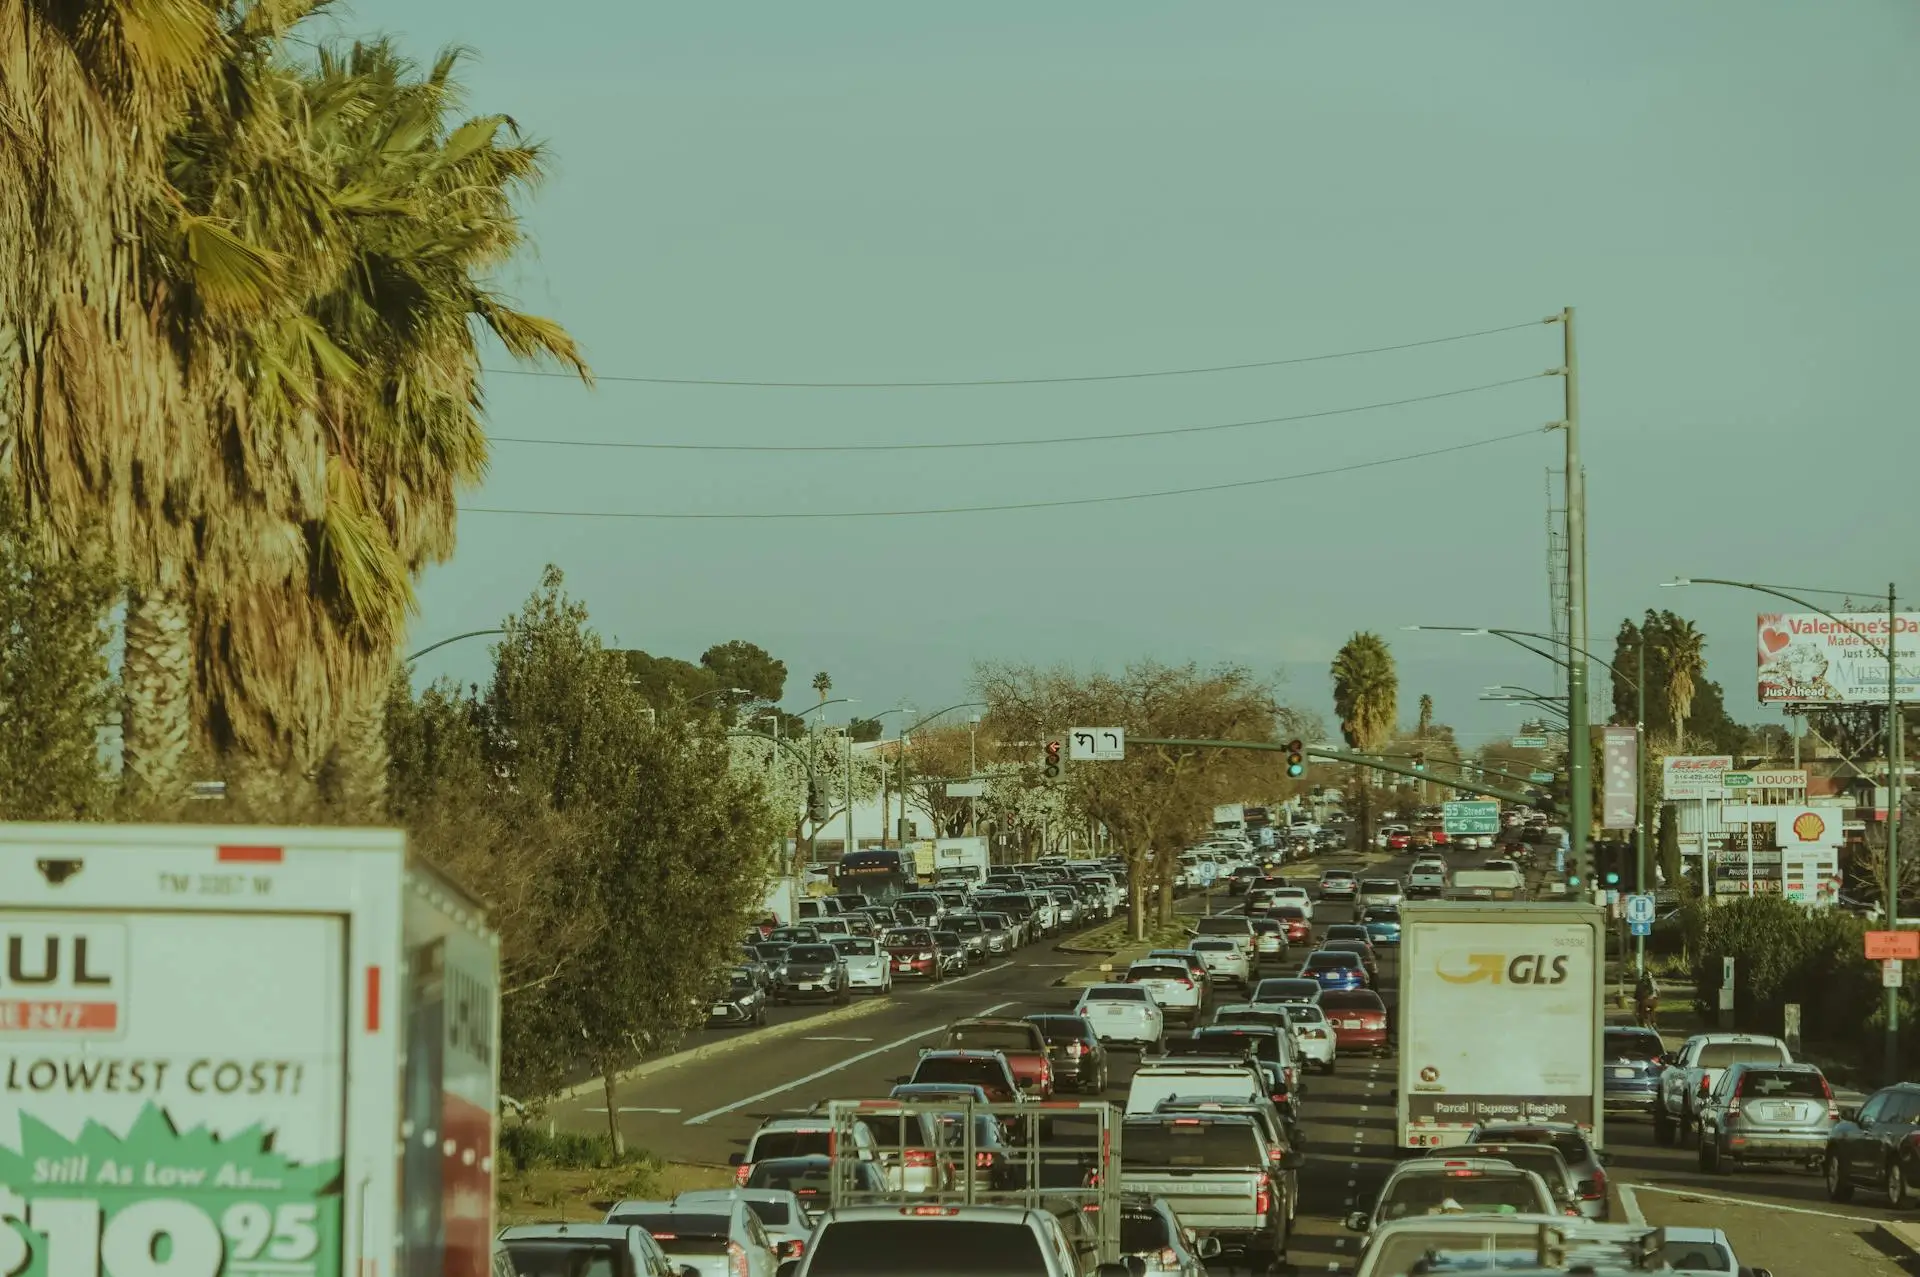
[551,996,897,1104]
[1880,1220,1920,1257]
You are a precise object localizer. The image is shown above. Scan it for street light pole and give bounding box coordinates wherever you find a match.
[1553,306,1593,880]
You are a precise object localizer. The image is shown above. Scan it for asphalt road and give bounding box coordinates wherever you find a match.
[548,841,1918,1274]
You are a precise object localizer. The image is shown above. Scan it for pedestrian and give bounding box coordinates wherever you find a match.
[1634,967,1660,1030]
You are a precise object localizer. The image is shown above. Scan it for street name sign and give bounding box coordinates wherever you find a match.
[1510,736,1548,749]
[1528,771,1556,783]
[1068,727,1125,761]
[1442,800,1501,835]
[945,781,986,798]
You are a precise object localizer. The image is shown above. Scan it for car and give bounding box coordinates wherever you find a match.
[1250,977,1322,1008]
[929,1111,1027,1192]
[600,1198,780,1277]
[1697,1061,1835,1176]
[1073,982,1166,1050]
[743,1155,887,1210]
[1264,905,1312,946]
[1355,878,1404,916]
[1827,1080,1920,1206]
[830,936,892,993]
[1247,916,1289,963]
[772,943,851,1004]
[1191,914,1258,957]
[811,918,850,940]
[1189,1023,1301,1099]
[496,1224,684,1277]
[731,1117,880,1185]
[1145,948,1213,990]
[1119,1112,1297,1270]
[842,1105,949,1194]
[1429,1142,1582,1217]
[1318,989,1390,1056]
[1360,905,1402,947]
[1466,1121,1609,1220]
[932,930,970,976]
[1299,949,1368,991]
[1126,959,1204,1026]
[1347,1158,1556,1234]
[883,926,943,981]
[941,1017,1054,1098]
[707,966,769,1028]
[766,925,820,946]
[943,912,992,960]
[1385,832,1412,851]
[1319,869,1358,900]
[1601,1025,1667,1116]
[1188,936,1253,988]
[890,1081,992,1104]
[786,1204,1094,1277]
[1322,923,1371,944]
[1655,1032,1793,1145]
[1215,999,1338,1075]
[1267,886,1315,921]
[903,1049,1021,1102]
[1026,1012,1109,1094]
[974,911,1017,954]
[1227,864,1261,896]
[1117,1192,1219,1277]
[1653,1225,1776,1277]
[669,1190,814,1264]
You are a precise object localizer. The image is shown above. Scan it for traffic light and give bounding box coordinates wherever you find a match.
[807,779,830,825]
[1042,740,1064,783]
[1412,752,1427,772]
[1285,740,1305,778]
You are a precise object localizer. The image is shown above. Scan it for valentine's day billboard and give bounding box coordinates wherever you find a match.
[1757,612,1920,705]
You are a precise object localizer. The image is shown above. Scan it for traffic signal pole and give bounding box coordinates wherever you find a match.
[1127,738,1552,813]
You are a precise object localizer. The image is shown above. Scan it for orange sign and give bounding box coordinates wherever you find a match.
[1866,931,1920,961]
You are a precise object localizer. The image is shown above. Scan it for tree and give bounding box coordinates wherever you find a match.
[1611,612,1748,755]
[903,726,981,837]
[848,717,885,743]
[812,671,832,701]
[1662,619,1706,746]
[1416,694,1434,739]
[700,640,787,705]
[618,650,717,707]
[1331,632,1399,846]
[0,487,117,818]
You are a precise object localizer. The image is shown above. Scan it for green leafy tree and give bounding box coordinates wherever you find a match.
[700,640,787,706]
[0,488,117,818]
[848,717,885,743]
[1610,613,1747,755]
[618,650,718,707]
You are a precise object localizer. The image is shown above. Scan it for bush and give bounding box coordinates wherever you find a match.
[499,1124,653,1172]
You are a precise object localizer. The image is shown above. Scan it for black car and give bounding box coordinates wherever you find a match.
[1026,1013,1109,1094]
[1826,1081,1920,1206]
[706,967,768,1028]
[1228,865,1261,896]
[1602,1026,1667,1117]
[773,943,851,1004]
[932,930,969,976]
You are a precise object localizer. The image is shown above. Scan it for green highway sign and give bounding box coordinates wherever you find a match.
[1511,736,1548,749]
[1443,799,1502,835]
[1529,770,1555,783]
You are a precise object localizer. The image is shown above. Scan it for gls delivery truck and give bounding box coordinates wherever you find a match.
[0,824,498,1277]
[1396,901,1604,1152]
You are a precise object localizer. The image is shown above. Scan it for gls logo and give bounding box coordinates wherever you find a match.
[1434,953,1571,986]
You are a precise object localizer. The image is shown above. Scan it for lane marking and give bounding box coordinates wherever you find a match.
[1618,1182,1644,1226]
[803,1036,874,1042]
[931,962,1014,988]
[685,999,1016,1125]
[587,1106,682,1114]
[1625,1182,1891,1226]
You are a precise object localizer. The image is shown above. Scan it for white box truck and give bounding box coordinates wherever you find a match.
[0,823,498,1277]
[930,837,991,886]
[1396,901,1604,1152]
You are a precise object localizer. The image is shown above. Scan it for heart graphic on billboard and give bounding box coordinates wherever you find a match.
[1762,628,1790,654]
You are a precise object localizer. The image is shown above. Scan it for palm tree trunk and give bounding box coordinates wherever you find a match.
[121,587,194,807]
[324,675,392,819]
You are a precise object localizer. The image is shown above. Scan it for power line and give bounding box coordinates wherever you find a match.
[481,318,1551,389]
[490,373,1548,454]
[461,424,1549,521]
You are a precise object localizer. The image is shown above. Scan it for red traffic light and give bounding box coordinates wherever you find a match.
[1286,739,1303,753]
[1045,740,1062,761]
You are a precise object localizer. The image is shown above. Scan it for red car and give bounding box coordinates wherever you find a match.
[1386,833,1412,851]
[941,1018,1053,1098]
[885,927,941,981]
[1267,906,1312,946]
[1319,989,1390,1056]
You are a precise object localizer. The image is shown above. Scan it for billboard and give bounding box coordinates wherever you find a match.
[1757,611,1920,705]
[1662,755,1731,800]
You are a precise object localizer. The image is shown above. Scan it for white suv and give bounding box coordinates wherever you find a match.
[1125,959,1203,1026]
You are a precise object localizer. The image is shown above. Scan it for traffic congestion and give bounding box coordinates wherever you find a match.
[506,804,1883,1277]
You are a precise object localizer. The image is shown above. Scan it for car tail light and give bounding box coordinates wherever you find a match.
[1821,1075,1840,1123]
[904,1148,935,1167]
[902,1206,960,1216]
[734,1162,751,1185]
[1581,1168,1607,1201]
[1066,1041,1084,1057]
[975,1151,996,1169]
[1726,1076,1744,1119]
[1179,978,1194,989]
[1254,1172,1271,1215]
[726,1241,750,1277]
[777,1241,805,1261]
[1698,1076,1712,1097]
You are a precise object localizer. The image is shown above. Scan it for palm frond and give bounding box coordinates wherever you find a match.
[473,294,591,383]
[179,213,283,314]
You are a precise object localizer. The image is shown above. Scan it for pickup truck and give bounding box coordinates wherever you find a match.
[1120,1112,1298,1271]
[1654,1032,1793,1145]
[942,1017,1056,1098]
[1449,860,1525,900]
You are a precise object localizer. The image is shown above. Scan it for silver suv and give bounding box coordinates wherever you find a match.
[1697,1061,1835,1174]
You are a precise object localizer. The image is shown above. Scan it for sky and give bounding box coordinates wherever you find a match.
[355,1,1919,743]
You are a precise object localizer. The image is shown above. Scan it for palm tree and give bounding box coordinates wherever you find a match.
[1,0,239,802]
[1332,633,1399,845]
[813,672,832,702]
[1662,619,1706,747]
[1417,694,1434,739]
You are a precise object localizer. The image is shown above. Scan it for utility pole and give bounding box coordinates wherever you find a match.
[1558,306,1592,878]
[844,728,855,857]
[1636,637,1649,976]
[1888,580,1904,1080]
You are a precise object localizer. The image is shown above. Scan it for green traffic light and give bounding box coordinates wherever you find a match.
[1605,873,1620,886]
[1287,763,1304,777]
[1568,875,1582,887]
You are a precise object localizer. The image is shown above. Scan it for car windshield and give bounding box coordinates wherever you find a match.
[803,1221,1045,1275]
[1699,1042,1790,1069]
[1379,1172,1539,1220]
[934,933,962,948]
[1655,1240,1732,1271]
[1319,991,1383,1012]
[1254,981,1317,1000]
[1364,909,1400,923]
[832,939,877,956]
[502,1241,632,1277]
[949,916,982,933]
[751,1130,831,1159]
[1130,965,1190,982]
[1606,1031,1665,1060]
[1737,1070,1827,1099]
[1123,1121,1263,1168]
[1306,952,1359,969]
[1118,1208,1171,1254]
[1287,1005,1326,1025]
[788,945,837,963]
[1363,880,1399,891]
[1462,1147,1568,1187]
[946,1025,1038,1051]
[1214,1009,1288,1029]
[604,1215,731,1255]
[913,1057,1008,1088]
[1272,907,1308,921]
[1477,1128,1588,1162]
[1191,939,1239,952]
[978,915,1007,930]
[888,930,934,947]
[1085,986,1147,1002]
[739,1200,792,1227]
[1027,1017,1091,1043]
[1194,1030,1278,1061]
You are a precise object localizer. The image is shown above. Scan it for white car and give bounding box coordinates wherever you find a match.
[1267,886,1314,921]
[602,1199,780,1277]
[670,1190,813,1264]
[732,1117,879,1185]
[1074,982,1166,1049]
[1125,959,1203,1026]
[1187,937,1252,988]
[1654,1226,1766,1277]
[830,936,892,992]
[1277,1001,1338,1072]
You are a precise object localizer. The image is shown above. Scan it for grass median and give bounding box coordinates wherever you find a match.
[1059,916,1203,987]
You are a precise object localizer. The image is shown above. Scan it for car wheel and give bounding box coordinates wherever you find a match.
[1698,1138,1719,1173]
[1826,1151,1855,1202]
[1652,1108,1673,1146]
[1890,1161,1910,1210]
